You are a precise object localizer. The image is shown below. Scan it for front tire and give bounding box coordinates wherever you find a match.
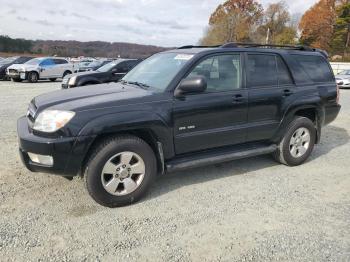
[273,117,316,166]
[11,78,22,82]
[84,135,157,207]
[28,72,38,83]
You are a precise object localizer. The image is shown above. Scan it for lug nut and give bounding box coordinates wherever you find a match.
[122,165,126,168]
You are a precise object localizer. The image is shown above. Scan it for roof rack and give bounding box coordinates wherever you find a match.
[177,45,221,49]
[177,42,328,58]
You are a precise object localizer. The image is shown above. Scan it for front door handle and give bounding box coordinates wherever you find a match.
[283,89,293,97]
[233,94,244,104]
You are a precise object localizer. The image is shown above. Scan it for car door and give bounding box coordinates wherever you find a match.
[40,59,56,78]
[245,53,295,142]
[173,53,248,155]
[111,61,129,81]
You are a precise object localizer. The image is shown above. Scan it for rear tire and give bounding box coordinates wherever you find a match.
[273,117,316,166]
[28,72,38,83]
[84,135,157,207]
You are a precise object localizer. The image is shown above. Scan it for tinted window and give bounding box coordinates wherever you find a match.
[247,54,277,87]
[293,55,334,82]
[277,56,293,85]
[188,54,241,92]
[40,59,55,66]
[16,57,32,64]
[53,59,68,64]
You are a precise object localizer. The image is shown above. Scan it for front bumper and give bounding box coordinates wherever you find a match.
[7,71,26,80]
[17,116,95,176]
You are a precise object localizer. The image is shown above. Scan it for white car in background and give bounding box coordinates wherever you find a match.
[6,57,74,83]
[335,70,350,89]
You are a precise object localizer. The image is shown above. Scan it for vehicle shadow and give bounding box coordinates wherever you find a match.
[144,125,349,202]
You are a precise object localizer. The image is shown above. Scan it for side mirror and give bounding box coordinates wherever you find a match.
[174,76,207,98]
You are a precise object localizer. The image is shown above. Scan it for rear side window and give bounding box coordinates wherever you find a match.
[293,55,334,83]
[247,54,277,87]
[277,56,293,85]
[53,59,68,64]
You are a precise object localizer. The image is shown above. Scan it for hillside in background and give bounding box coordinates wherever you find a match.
[0,35,168,58]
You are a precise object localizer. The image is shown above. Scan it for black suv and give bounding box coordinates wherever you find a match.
[61,59,141,89]
[17,43,341,207]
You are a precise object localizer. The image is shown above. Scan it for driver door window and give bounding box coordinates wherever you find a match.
[188,54,241,92]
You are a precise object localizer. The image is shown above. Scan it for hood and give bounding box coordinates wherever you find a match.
[8,63,37,71]
[33,82,153,112]
[66,70,105,79]
[335,74,350,79]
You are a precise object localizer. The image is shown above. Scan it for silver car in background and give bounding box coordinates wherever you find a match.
[335,70,350,88]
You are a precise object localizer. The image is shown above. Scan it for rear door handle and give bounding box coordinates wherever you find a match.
[283,89,293,97]
[233,94,244,103]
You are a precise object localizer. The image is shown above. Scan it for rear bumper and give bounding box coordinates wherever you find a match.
[17,116,95,176]
[324,104,341,126]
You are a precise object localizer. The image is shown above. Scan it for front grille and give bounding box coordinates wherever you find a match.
[8,69,18,74]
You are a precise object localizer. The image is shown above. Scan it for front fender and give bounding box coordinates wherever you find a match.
[78,110,174,158]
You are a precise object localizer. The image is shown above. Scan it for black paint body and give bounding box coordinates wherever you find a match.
[17,47,341,176]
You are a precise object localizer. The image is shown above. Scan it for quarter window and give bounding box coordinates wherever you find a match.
[293,55,334,83]
[188,54,241,92]
[247,54,277,87]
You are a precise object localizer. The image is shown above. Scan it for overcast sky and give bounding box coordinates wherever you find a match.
[0,0,317,47]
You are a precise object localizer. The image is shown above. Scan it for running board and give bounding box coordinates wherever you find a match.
[166,144,277,172]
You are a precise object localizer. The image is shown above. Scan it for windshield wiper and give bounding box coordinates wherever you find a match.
[120,80,151,89]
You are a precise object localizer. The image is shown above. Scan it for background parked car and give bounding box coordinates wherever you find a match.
[335,70,350,88]
[62,59,141,89]
[7,57,73,83]
[76,59,112,72]
[0,56,33,80]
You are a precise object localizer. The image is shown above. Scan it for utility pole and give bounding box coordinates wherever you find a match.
[266,28,270,44]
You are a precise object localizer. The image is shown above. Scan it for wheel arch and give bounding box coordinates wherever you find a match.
[78,111,173,176]
[275,103,324,144]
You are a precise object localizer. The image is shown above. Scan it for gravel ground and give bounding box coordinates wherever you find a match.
[0,80,349,262]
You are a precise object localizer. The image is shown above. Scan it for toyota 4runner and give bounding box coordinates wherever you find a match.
[17,43,341,207]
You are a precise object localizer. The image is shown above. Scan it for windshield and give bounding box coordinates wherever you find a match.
[97,61,119,72]
[122,53,193,91]
[25,58,41,65]
[0,56,18,64]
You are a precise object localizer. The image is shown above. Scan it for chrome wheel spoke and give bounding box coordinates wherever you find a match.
[102,161,118,175]
[122,178,138,193]
[290,145,297,157]
[298,146,307,156]
[130,162,145,175]
[120,152,133,165]
[301,132,310,143]
[104,178,120,194]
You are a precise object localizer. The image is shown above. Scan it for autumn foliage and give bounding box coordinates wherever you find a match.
[299,0,336,50]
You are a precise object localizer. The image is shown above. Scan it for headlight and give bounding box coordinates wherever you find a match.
[68,76,77,85]
[33,110,75,133]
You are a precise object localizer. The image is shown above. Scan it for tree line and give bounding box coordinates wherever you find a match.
[201,0,350,61]
[0,36,166,58]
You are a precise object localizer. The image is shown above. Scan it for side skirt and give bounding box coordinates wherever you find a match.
[166,143,277,173]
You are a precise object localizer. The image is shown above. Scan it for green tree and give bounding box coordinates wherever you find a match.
[256,1,297,45]
[200,0,263,45]
[331,2,350,55]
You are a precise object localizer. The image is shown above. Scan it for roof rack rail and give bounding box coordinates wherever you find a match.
[177,44,221,49]
[177,42,328,58]
[220,42,329,58]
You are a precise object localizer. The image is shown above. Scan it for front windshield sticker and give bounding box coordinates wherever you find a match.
[174,54,194,60]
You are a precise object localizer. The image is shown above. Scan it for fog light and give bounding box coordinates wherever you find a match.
[28,153,53,166]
